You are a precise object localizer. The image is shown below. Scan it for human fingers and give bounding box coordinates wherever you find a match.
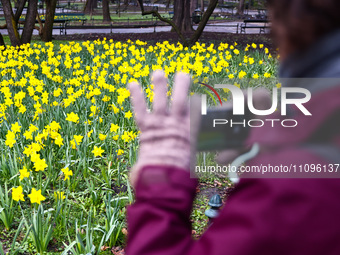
[171,72,191,117]
[151,70,168,114]
[128,82,148,126]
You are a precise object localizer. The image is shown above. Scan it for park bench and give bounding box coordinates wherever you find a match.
[55,13,87,26]
[49,19,68,35]
[16,17,67,35]
[240,19,269,34]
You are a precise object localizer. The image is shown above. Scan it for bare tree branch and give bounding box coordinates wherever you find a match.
[137,0,218,46]
[136,0,188,45]
[36,12,44,36]
[190,0,218,45]
[14,0,27,23]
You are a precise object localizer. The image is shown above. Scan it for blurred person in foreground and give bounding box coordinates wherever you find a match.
[126,0,340,254]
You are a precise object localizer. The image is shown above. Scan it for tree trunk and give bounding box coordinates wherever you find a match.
[137,0,217,45]
[42,0,57,42]
[165,0,170,9]
[237,0,245,15]
[21,0,38,44]
[14,0,27,22]
[189,0,217,45]
[14,0,19,8]
[84,0,98,14]
[200,0,204,11]
[122,0,129,11]
[1,0,21,46]
[190,0,197,16]
[102,0,111,21]
[0,33,6,48]
[172,0,192,33]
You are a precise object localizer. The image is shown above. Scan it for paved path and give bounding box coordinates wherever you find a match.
[0,21,269,36]
[0,6,268,36]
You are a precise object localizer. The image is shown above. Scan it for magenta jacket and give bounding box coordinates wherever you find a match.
[126,31,340,255]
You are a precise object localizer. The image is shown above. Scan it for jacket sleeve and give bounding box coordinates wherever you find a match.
[126,165,278,255]
[126,165,198,255]
[126,161,340,255]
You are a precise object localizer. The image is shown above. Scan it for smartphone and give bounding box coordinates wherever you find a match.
[197,107,250,151]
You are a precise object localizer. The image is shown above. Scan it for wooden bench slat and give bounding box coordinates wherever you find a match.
[241,19,269,34]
